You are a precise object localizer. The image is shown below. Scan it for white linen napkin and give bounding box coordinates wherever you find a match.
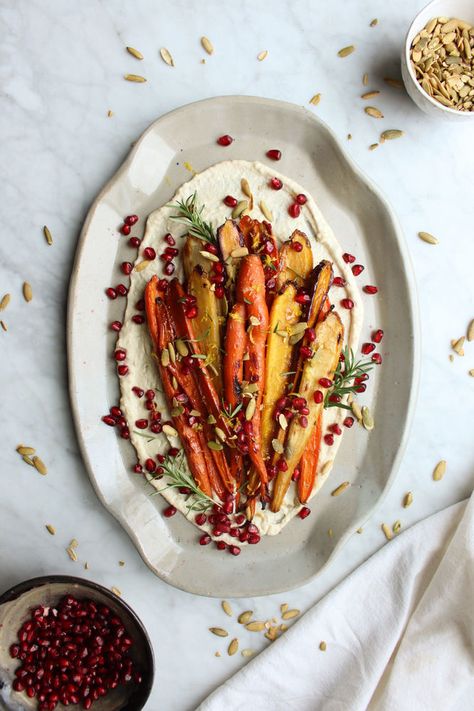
[198,494,474,711]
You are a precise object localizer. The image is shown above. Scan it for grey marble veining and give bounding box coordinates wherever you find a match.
[1,1,474,709]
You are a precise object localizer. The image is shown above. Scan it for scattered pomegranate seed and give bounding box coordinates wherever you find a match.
[300,345,313,359]
[298,506,311,519]
[295,291,310,304]
[224,195,238,207]
[352,264,364,276]
[120,223,131,235]
[333,276,346,287]
[341,298,354,309]
[121,261,133,276]
[105,287,117,300]
[329,393,341,403]
[163,505,177,518]
[195,513,207,525]
[133,464,143,473]
[354,373,369,384]
[343,416,354,428]
[136,298,145,311]
[110,320,122,331]
[114,349,126,361]
[270,177,283,190]
[132,314,145,324]
[277,458,288,472]
[199,534,211,545]
[128,236,141,248]
[372,353,382,364]
[150,422,162,434]
[229,545,241,556]
[313,390,323,404]
[355,383,367,393]
[288,203,301,218]
[324,434,334,446]
[363,285,378,294]
[295,193,307,205]
[116,283,128,296]
[266,149,281,160]
[305,327,316,342]
[143,247,156,260]
[102,415,116,427]
[248,533,261,544]
[164,262,175,276]
[342,252,356,263]
[132,386,144,398]
[169,447,180,457]
[361,342,376,355]
[318,377,332,388]
[291,240,303,252]
[215,286,225,298]
[329,423,342,435]
[164,233,176,245]
[217,134,233,146]
[135,419,148,429]
[299,415,308,428]
[216,540,227,550]
[186,306,198,319]
[124,214,138,226]
[292,467,301,481]
[372,328,384,343]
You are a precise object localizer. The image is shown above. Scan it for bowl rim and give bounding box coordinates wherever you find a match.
[0,575,155,711]
[404,0,474,117]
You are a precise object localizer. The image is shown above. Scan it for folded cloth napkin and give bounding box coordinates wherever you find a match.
[198,494,474,711]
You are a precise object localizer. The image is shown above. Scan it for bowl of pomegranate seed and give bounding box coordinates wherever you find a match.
[0,576,154,711]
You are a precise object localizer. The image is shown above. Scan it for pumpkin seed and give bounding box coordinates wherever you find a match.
[42,225,53,245]
[215,426,226,442]
[111,587,122,597]
[45,524,56,535]
[289,331,305,345]
[17,445,36,456]
[362,73,369,85]
[327,528,333,537]
[160,47,175,66]
[230,246,249,259]
[201,36,214,55]
[33,456,47,475]
[309,93,321,105]
[418,231,439,245]
[321,460,333,476]
[124,74,147,82]
[175,339,188,356]
[403,491,413,508]
[467,319,474,341]
[380,129,404,140]
[365,106,384,118]
[280,623,288,631]
[162,424,178,438]
[161,349,170,367]
[232,200,248,219]
[278,413,288,431]
[209,627,228,637]
[356,527,363,534]
[369,143,379,151]
[245,397,256,421]
[22,455,34,466]
[361,90,380,99]
[0,320,6,331]
[199,249,220,262]
[257,50,268,61]
[221,600,233,616]
[381,523,393,540]
[135,259,151,271]
[393,520,402,534]
[362,406,374,431]
[384,77,403,88]
[238,610,253,624]
[207,440,223,451]
[370,18,378,27]
[433,459,447,481]
[351,401,363,422]
[282,609,300,620]
[338,45,355,57]
[319,641,327,651]
[168,341,176,363]
[452,336,465,356]
[23,282,33,302]
[469,369,474,377]
[228,638,239,656]
[66,547,78,562]
[331,481,350,497]
[241,649,255,657]
[272,438,284,454]
[119,560,125,566]
[245,621,265,631]
[126,46,144,60]
[259,200,273,222]
[241,178,252,198]
[280,603,288,614]
[107,110,114,117]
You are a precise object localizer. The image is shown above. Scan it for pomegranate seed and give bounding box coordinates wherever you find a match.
[150,422,162,434]
[117,365,128,376]
[342,253,356,264]
[288,203,300,218]
[124,214,138,226]
[223,195,238,207]
[270,177,283,190]
[318,377,332,388]
[248,533,260,544]
[136,298,145,311]
[163,506,177,518]
[266,149,281,160]
[361,342,376,355]
[313,390,323,404]
[133,464,142,473]
[128,236,141,248]
[354,373,369,384]
[364,285,378,294]
[295,292,310,304]
[164,262,175,276]
[121,262,133,275]
[300,345,313,359]
[164,233,175,246]
[215,541,226,551]
[300,406,310,415]
[10,644,20,658]
[299,416,308,428]
[355,383,367,393]
[115,283,128,296]
[199,534,211,545]
[341,298,354,310]
[132,386,144,397]
[298,506,311,519]
[120,224,130,235]
[277,458,288,472]
[293,397,306,410]
[105,288,117,300]
[135,419,148,429]
[195,513,207,525]
[113,349,126,361]
[132,314,145,324]
[144,458,156,473]
[234,514,246,526]
[214,262,224,274]
[295,193,307,205]
[343,416,354,428]
[305,327,316,342]
[333,276,346,287]
[110,320,122,331]
[372,328,384,343]
[372,353,382,364]
[329,423,342,435]
[329,393,341,403]
[217,134,233,146]
[101,416,116,427]
[324,434,334,446]
[169,447,179,457]
[143,247,156,260]
[186,306,198,319]
[229,545,241,556]
[352,264,364,276]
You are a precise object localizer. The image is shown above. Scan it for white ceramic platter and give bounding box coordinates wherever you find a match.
[68,96,420,597]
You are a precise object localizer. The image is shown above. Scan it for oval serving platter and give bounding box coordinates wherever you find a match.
[67,96,420,597]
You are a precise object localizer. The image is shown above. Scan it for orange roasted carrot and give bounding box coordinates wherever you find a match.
[236,255,269,487]
[223,303,247,409]
[297,411,322,503]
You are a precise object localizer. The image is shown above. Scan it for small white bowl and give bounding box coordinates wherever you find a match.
[401,0,474,121]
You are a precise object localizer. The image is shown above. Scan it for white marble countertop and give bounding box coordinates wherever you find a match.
[1,1,474,709]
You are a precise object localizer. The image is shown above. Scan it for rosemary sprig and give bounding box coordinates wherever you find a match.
[325,346,374,411]
[169,192,216,245]
[150,450,215,512]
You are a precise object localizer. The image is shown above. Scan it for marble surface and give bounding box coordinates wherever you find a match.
[1,1,474,709]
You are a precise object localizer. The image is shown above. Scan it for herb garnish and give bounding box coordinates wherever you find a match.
[169,192,216,245]
[150,450,215,512]
[324,346,374,411]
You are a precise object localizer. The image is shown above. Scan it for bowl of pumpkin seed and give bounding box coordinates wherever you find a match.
[401,0,474,119]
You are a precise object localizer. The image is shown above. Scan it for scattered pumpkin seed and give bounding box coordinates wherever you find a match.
[207,440,223,451]
[162,424,178,438]
[84,562,89,570]
[232,201,248,219]
[331,481,350,497]
[135,259,151,271]
[0,320,6,331]
[161,348,170,367]
[351,400,363,422]
[126,46,143,60]
[282,609,300,620]
[215,426,226,442]
[119,560,125,566]
[32,456,47,475]
[468,369,474,377]
[362,73,369,85]
[452,337,465,356]
[45,524,56,535]
[230,246,249,259]
[241,178,252,198]
[168,341,176,363]
[433,459,447,481]
[381,523,393,541]
[365,106,384,118]
[319,641,327,651]
[347,133,352,140]
[327,528,333,537]
[278,413,288,431]
[280,603,288,614]
[22,455,34,466]
[403,491,413,508]
[259,200,273,222]
[418,231,439,245]
[370,18,378,27]
[361,90,380,99]
[272,438,284,454]
[23,282,32,302]
[209,627,228,637]
[393,520,402,534]
[201,36,214,55]
[369,143,379,151]
[111,587,122,597]
[175,339,188,357]
[160,47,175,66]
[245,621,266,631]
[384,77,403,89]
[380,129,404,141]
[241,648,255,657]
[362,406,374,431]
[66,547,78,562]
[221,600,233,616]
[338,45,355,57]
[228,638,239,656]
[309,93,321,105]
[214,651,221,657]
[107,110,114,117]
[467,319,474,342]
[238,610,253,624]
[124,74,147,82]
[69,539,78,549]
[245,397,256,421]
[257,50,268,61]
[356,527,363,534]
[43,225,53,245]
[17,445,36,456]
[199,249,220,263]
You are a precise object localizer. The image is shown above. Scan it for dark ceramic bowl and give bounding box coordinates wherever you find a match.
[0,576,154,710]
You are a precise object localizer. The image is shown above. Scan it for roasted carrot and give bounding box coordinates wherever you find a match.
[223,303,247,409]
[236,255,269,487]
[297,411,322,503]
[318,296,331,323]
